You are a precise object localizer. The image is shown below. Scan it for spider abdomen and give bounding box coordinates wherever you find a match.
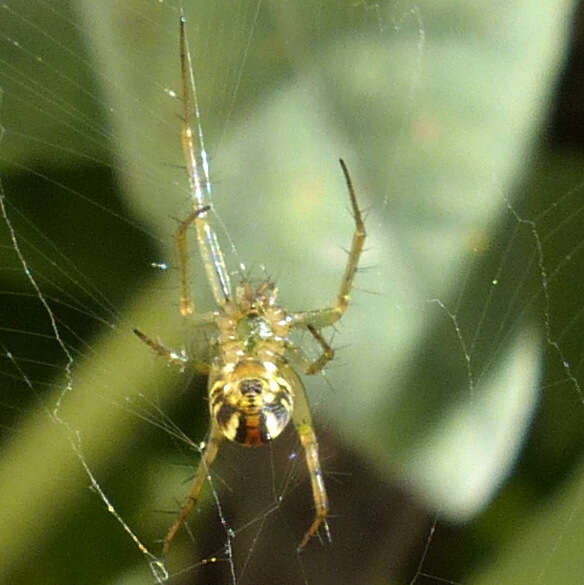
[209,358,294,446]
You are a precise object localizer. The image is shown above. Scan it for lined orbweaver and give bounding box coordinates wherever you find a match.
[134,15,366,556]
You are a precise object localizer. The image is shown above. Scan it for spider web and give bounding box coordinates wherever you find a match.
[1,1,584,585]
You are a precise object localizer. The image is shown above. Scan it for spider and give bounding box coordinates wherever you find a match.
[134,14,366,557]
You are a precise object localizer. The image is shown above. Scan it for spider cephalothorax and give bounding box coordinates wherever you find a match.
[209,282,301,445]
[134,14,365,557]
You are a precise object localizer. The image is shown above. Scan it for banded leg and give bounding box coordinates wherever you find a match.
[162,423,224,556]
[293,378,330,551]
[292,159,366,329]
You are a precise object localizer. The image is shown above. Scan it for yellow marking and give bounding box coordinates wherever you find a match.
[222,412,241,441]
[264,411,281,438]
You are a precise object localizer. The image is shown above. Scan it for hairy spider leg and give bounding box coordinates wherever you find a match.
[132,328,189,370]
[305,325,335,375]
[292,375,331,550]
[280,329,337,548]
[161,423,224,556]
[133,325,212,375]
[177,14,231,316]
[287,160,366,548]
[291,159,366,330]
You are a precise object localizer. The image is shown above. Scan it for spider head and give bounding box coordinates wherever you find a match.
[209,358,294,446]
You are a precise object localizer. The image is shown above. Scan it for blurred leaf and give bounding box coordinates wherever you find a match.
[471,457,584,584]
[0,0,580,584]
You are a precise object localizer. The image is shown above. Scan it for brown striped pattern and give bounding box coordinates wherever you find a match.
[209,363,293,446]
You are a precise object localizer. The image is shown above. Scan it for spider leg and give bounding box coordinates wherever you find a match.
[292,159,366,329]
[177,16,232,314]
[304,325,334,375]
[175,203,232,315]
[133,328,189,370]
[176,205,210,316]
[291,375,330,551]
[133,310,215,373]
[286,327,334,375]
[162,422,224,556]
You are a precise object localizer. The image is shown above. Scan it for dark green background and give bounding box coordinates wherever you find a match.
[1,1,584,584]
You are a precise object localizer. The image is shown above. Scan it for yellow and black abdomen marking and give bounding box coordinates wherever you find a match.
[209,361,294,446]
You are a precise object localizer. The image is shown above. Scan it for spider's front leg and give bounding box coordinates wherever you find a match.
[162,422,224,556]
[292,158,366,331]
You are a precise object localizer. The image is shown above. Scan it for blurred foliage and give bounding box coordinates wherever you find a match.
[1,0,584,584]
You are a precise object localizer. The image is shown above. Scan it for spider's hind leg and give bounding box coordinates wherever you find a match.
[291,375,331,551]
[162,422,224,556]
